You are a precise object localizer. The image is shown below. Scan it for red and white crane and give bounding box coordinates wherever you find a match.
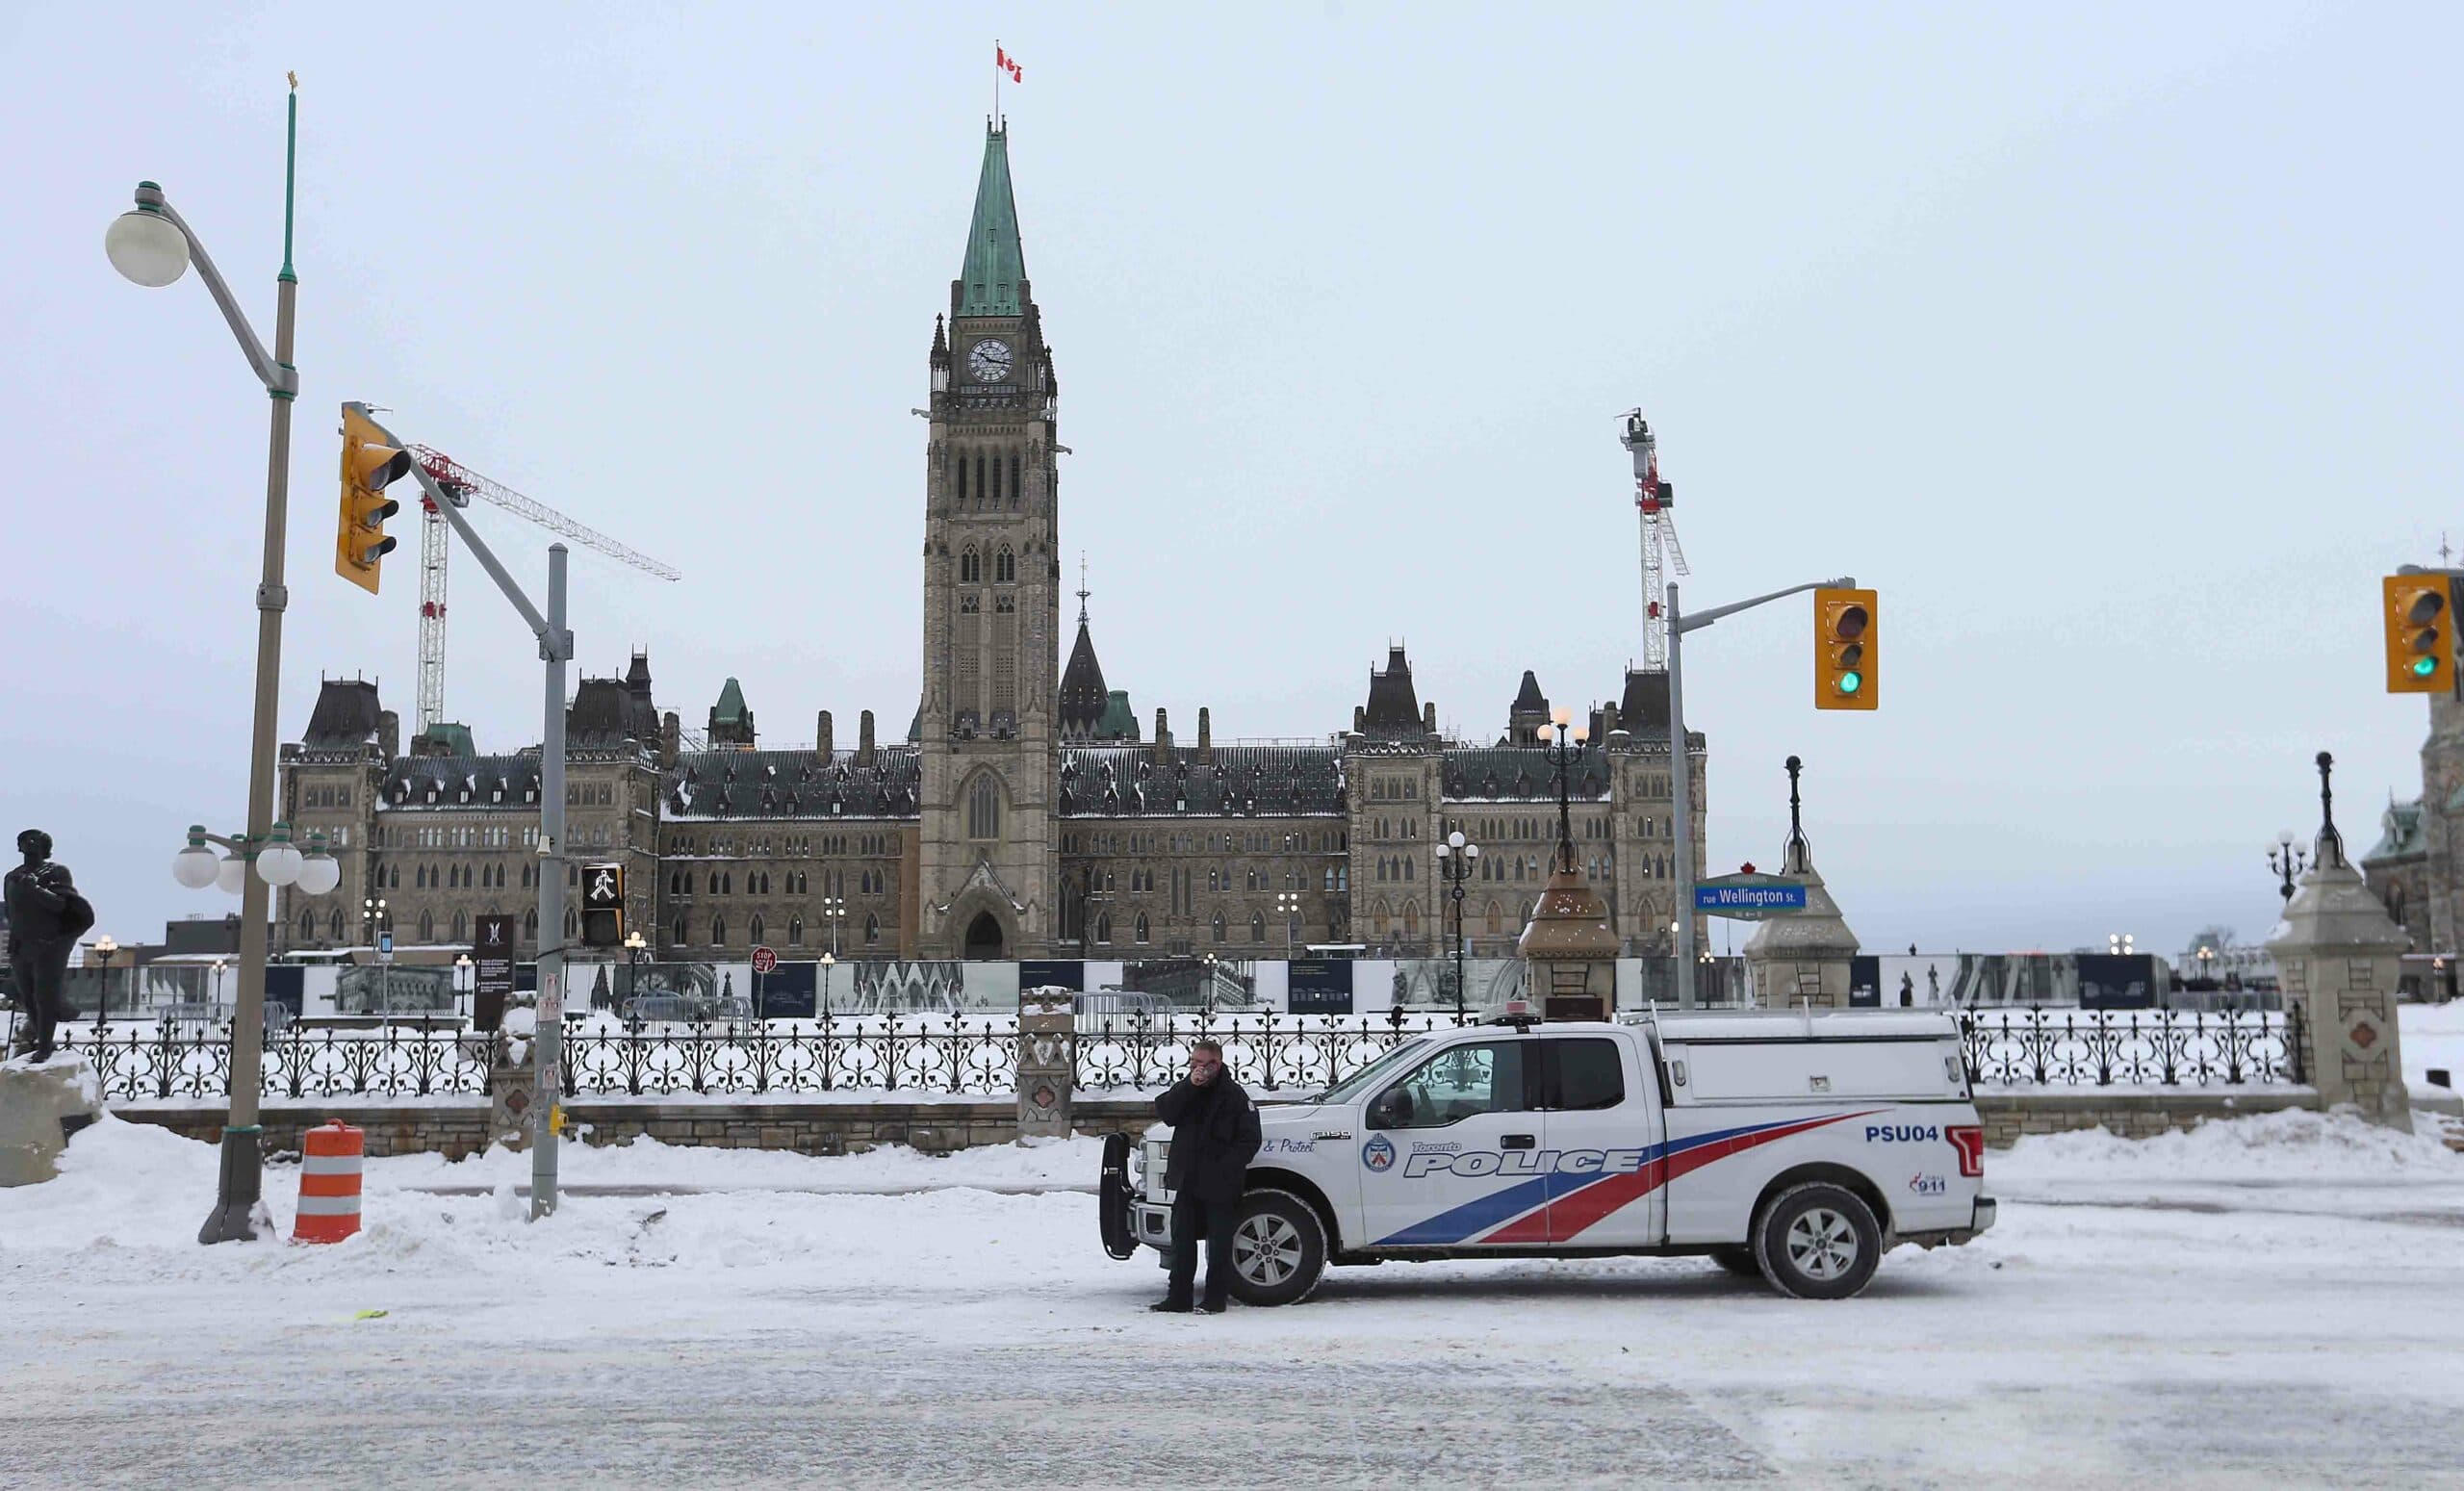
[406,446,681,737]
[1621,409,1690,673]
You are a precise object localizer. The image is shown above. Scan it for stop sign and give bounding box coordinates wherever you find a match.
[751,946,778,975]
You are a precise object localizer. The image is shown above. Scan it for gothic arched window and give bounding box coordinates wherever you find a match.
[711,914,728,948]
[1250,912,1266,943]
[961,546,983,583]
[298,909,316,941]
[1212,912,1226,943]
[328,909,345,941]
[967,774,1002,839]
[1095,911,1112,945]
[749,914,765,947]
[975,453,987,506]
[1134,913,1150,944]
[452,911,468,942]
[525,907,539,938]
[995,546,1016,583]
[864,913,881,945]
[788,916,805,947]
[419,911,436,941]
[673,913,688,946]
[1010,452,1022,507]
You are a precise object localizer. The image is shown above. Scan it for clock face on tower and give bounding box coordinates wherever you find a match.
[968,339,1013,383]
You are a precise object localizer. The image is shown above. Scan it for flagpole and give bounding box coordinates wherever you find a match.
[994,39,1001,124]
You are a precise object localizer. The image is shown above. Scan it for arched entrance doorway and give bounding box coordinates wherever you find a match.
[963,911,1007,960]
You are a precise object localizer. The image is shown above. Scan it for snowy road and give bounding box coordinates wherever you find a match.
[4,1112,2463,1489]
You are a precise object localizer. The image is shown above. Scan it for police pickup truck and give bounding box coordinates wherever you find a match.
[1098,1008,1994,1303]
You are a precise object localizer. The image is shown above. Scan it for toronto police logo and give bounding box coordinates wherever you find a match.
[1362,1134,1396,1171]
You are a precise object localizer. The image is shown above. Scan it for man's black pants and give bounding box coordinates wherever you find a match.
[1167,1192,1239,1306]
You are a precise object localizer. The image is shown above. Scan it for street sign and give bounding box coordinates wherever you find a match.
[377,931,395,964]
[473,914,518,1031]
[751,945,778,975]
[1695,874,1810,920]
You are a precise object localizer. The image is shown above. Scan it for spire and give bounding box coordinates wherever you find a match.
[1061,566,1110,739]
[1076,551,1089,625]
[956,124,1027,318]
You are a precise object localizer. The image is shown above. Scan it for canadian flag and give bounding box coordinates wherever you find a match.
[996,44,1022,83]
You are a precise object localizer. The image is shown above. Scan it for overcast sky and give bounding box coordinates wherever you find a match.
[4,3,2455,960]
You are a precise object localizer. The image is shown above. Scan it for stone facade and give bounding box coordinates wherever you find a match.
[271,125,1711,970]
[2359,684,2464,987]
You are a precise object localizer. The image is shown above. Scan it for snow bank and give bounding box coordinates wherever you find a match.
[1995,1103,2458,1185]
[365,1130,1106,1193]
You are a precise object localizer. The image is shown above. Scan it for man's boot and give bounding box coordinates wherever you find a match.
[1149,1298,1193,1314]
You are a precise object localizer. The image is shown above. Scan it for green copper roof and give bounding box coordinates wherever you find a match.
[417,722,475,757]
[1097,688,1139,741]
[711,677,750,726]
[958,126,1026,317]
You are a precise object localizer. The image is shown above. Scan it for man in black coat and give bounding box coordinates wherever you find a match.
[1152,1038,1262,1313]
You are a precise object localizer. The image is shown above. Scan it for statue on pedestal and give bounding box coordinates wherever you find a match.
[6,830,94,1064]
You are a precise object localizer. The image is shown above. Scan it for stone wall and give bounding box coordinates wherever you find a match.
[114,1098,1158,1160]
[1976,1088,2318,1149]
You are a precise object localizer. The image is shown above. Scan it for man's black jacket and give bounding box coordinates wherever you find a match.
[1156,1073,1263,1205]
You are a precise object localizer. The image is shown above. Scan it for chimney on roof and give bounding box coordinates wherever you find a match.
[817,709,834,761]
[1197,707,1214,764]
[1353,706,1367,733]
[660,711,680,768]
[377,709,399,761]
[1602,701,1621,740]
[1423,702,1438,736]
[1152,707,1171,763]
[858,709,877,767]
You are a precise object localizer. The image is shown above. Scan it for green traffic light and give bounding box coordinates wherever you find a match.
[2414,656,2441,679]
[1836,671,1863,695]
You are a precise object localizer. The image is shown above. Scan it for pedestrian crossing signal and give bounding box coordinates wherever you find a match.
[2384,574,2456,693]
[582,861,625,949]
[1814,587,1877,711]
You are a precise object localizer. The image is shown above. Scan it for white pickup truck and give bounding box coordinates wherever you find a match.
[1098,1009,1995,1303]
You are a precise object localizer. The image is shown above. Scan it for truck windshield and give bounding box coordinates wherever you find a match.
[1316,1035,1440,1106]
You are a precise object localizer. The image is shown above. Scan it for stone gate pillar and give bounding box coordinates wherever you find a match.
[1741,758,1861,1010]
[2268,754,2412,1131]
[1016,987,1075,1139]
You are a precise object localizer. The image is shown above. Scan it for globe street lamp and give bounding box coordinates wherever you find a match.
[89,935,119,1032]
[623,929,649,1007]
[454,953,474,1020]
[819,950,836,1017]
[2269,832,2309,903]
[116,81,307,1245]
[1433,830,1480,1021]
[823,895,847,958]
[2109,933,2135,956]
[1275,890,1301,958]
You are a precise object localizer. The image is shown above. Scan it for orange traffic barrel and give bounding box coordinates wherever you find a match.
[295,1120,364,1244]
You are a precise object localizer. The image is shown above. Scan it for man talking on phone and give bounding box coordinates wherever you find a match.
[1151,1038,1262,1313]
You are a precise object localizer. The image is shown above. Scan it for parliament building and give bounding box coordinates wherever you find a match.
[272,126,1708,965]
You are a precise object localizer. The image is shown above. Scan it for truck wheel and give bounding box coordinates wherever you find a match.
[1228,1189,1328,1307]
[1753,1182,1882,1300]
[1707,1246,1761,1278]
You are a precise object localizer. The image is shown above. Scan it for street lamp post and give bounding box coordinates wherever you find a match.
[1432,830,1479,1021]
[89,936,119,1033]
[1539,709,1589,878]
[819,951,835,1017]
[823,895,846,958]
[116,81,306,1245]
[2270,833,2309,903]
[1275,890,1300,959]
[623,929,649,1008]
[2108,933,2135,957]
[454,953,474,1020]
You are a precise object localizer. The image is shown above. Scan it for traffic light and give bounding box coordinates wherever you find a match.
[1814,586,1877,710]
[2383,574,2456,693]
[335,404,411,594]
[581,862,626,949]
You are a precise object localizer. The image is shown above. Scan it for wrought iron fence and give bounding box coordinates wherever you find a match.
[32,1009,1469,1104]
[1959,1005,2302,1088]
[23,1003,2308,1103]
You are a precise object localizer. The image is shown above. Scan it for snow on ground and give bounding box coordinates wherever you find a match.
[4,1111,2462,1488]
[2405,998,2464,1093]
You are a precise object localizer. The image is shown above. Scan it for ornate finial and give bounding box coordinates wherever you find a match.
[1076,552,1089,625]
[2316,750,2346,867]
[1784,756,1809,874]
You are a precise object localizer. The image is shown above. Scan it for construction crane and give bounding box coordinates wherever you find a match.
[1620,410,1690,673]
[406,445,682,737]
